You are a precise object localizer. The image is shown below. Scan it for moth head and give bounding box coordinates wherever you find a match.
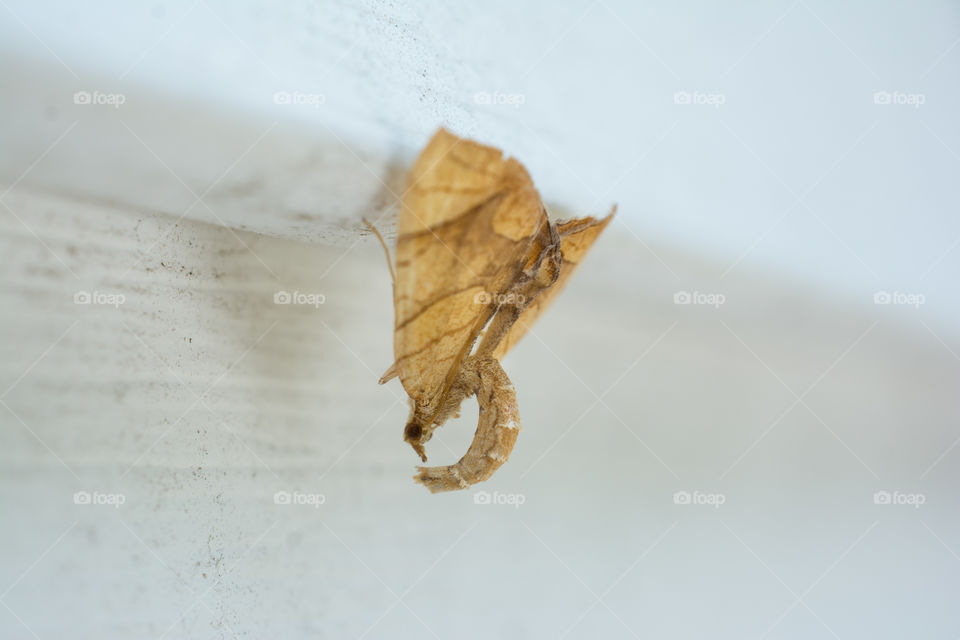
[404,421,429,462]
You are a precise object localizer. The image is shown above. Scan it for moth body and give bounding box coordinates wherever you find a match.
[379,128,614,492]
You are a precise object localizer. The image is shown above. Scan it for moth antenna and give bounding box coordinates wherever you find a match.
[362,217,396,285]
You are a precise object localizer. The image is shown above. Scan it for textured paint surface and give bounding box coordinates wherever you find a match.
[2,187,958,637]
[1,1,958,322]
[0,1,958,634]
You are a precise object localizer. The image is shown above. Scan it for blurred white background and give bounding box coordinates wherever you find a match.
[0,1,958,638]
[2,0,958,326]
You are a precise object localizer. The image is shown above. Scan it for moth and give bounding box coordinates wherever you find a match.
[373,128,614,493]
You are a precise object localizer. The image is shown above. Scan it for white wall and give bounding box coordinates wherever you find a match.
[1,2,959,638]
[1,0,958,323]
[2,187,958,638]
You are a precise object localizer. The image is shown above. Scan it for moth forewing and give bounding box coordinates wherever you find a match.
[492,209,615,360]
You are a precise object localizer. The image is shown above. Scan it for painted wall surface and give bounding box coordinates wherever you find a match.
[1,2,958,638]
[1,0,958,322]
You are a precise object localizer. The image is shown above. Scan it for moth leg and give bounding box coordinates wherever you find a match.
[474,221,562,358]
[403,361,479,462]
[414,358,521,493]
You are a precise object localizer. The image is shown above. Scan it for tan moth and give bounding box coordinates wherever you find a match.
[372,128,614,493]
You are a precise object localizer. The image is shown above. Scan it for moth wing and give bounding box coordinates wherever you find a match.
[493,209,615,359]
[378,361,398,384]
[394,128,548,419]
